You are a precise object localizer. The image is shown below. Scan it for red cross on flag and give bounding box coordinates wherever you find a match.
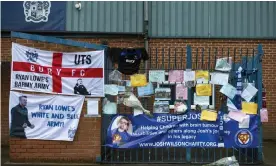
[11,43,104,97]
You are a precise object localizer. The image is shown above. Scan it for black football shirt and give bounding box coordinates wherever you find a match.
[108,48,149,75]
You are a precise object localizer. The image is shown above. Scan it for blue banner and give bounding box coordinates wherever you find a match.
[1,1,66,31]
[106,111,259,148]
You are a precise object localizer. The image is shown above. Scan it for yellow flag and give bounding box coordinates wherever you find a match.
[130,74,148,87]
[242,102,258,114]
[200,110,217,121]
[196,70,209,81]
[196,84,212,96]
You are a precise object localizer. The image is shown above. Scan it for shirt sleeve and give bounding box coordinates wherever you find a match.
[140,48,149,61]
[25,110,32,127]
[108,48,122,63]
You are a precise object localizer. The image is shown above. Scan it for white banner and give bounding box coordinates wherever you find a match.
[11,43,104,97]
[9,91,85,141]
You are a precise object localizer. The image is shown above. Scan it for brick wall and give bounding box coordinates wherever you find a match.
[149,38,276,139]
[1,37,276,162]
[1,37,144,162]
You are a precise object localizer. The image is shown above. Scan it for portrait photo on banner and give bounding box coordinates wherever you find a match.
[110,116,133,146]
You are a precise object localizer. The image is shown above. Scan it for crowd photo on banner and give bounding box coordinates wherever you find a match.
[9,42,265,150]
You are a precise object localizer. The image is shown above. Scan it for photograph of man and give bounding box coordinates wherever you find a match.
[74,78,91,95]
[10,96,35,138]
[111,116,132,146]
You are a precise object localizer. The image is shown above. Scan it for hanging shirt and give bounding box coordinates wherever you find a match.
[108,48,149,75]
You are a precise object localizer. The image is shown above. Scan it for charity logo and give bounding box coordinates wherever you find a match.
[23,1,51,23]
[112,134,122,143]
[235,129,253,147]
[25,50,39,62]
[68,127,77,139]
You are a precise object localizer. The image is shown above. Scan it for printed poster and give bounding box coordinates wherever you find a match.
[11,43,104,97]
[9,91,85,141]
[105,111,259,148]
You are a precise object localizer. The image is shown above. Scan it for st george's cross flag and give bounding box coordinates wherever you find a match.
[11,43,104,97]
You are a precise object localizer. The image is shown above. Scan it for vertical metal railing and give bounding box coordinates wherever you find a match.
[101,44,264,164]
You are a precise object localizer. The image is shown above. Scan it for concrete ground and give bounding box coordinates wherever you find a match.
[2,141,276,166]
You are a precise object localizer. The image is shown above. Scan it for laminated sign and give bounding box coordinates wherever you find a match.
[9,91,85,141]
[130,74,147,87]
[196,84,212,96]
[11,43,104,97]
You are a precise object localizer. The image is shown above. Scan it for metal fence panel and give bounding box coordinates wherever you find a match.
[101,45,264,164]
[66,1,144,33]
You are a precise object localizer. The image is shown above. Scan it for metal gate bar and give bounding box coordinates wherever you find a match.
[101,44,264,164]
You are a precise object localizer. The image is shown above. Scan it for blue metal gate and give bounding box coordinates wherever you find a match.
[101,44,264,164]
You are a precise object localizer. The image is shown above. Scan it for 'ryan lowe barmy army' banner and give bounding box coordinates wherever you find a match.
[11,43,104,97]
[9,91,85,141]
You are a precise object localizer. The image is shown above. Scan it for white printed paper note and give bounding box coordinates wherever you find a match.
[241,83,258,102]
[239,115,250,128]
[227,98,238,110]
[194,93,209,106]
[149,70,165,83]
[87,99,99,116]
[210,72,229,85]
[228,111,246,123]
[184,70,195,82]
[220,83,237,100]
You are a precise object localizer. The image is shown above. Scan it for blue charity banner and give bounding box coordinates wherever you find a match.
[105,111,259,148]
[1,1,66,31]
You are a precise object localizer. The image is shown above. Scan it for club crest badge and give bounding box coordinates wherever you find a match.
[68,127,77,139]
[25,50,38,62]
[23,1,51,23]
[235,129,253,147]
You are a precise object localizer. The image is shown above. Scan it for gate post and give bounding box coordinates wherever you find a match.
[256,44,264,162]
[186,45,192,163]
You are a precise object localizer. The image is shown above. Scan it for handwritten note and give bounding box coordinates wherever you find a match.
[184,70,195,82]
[196,84,212,96]
[195,70,209,81]
[220,83,237,100]
[242,102,258,115]
[137,82,154,97]
[149,70,165,83]
[241,83,258,102]
[194,93,209,106]
[210,72,229,85]
[200,110,217,121]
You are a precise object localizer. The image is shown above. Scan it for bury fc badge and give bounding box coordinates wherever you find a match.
[23,1,51,23]
[68,127,77,139]
[26,50,38,62]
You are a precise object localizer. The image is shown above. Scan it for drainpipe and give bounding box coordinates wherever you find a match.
[144,1,149,69]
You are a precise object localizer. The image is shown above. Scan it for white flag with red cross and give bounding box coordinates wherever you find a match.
[11,43,104,97]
